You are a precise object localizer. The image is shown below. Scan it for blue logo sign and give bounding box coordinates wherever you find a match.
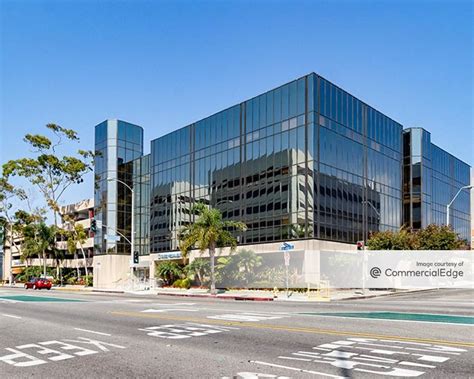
[280,242,295,251]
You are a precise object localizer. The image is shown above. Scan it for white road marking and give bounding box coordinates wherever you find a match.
[250,360,346,378]
[141,308,198,313]
[399,361,436,368]
[275,337,473,377]
[1,314,22,319]
[73,328,111,336]
[278,356,312,362]
[139,323,237,339]
[62,337,126,352]
[230,372,291,379]
[208,312,287,322]
[0,338,126,368]
[151,302,196,306]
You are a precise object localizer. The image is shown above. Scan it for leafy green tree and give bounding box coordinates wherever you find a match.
[14,210,44,268]
[185,259,210,286]
[179,203,247,294]
[367,224,467,250]
[2,124,94,227]
[417,224,467,250]
[16,266,55,283]
[367,229,418,250]
[0,178,27,282]
[23,222,58,278]
[155,261,183,286]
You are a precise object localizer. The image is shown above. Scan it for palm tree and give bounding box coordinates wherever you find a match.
[179,203,247,295]
[65,223,89,277]
[234,249,262,286]
[186,259,210,287]
[51,245,64,283]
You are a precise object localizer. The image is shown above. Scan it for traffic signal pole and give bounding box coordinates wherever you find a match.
[130,183,135,283]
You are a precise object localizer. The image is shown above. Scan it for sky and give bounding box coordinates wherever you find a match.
[1,0,473,212]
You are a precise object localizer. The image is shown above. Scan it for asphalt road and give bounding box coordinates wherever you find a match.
[0,288,472,378]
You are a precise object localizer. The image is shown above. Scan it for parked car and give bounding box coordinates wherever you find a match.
[24,277,52,290]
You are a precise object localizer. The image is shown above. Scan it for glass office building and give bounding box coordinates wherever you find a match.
[149,73,404,253]
[403,128,471,241]
[131,154,151,256]
[95,73,471,257]
[94,119,144,255]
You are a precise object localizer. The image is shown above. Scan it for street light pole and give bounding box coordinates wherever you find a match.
[446,185,473,226]
[107,177,135,280]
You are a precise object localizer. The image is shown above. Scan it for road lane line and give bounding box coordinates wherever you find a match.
[1,314,22,319]
[73,328,111,336]
[278,356,312,361]
[399,361,436,368]
[250,360,347,378]
[109,311,474,348]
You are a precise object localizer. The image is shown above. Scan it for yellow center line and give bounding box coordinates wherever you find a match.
[110,311,474,348]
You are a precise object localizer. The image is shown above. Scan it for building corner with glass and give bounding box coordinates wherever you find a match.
[93,73,471,288]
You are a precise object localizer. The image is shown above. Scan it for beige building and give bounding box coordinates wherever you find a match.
[1,198,94,282]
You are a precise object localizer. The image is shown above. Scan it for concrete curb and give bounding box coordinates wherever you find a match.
[53,287,91,292]
[92,289,125,294]
[338,288,440,301]
[156,292,274,301]
[52,287,125,294]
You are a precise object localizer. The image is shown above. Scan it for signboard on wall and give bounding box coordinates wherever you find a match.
[280,242,295,251]
[156,252,182,260]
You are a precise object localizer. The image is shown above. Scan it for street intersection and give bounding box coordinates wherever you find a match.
[0,288,472,378]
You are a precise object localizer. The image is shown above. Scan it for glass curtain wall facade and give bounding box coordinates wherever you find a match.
[403,128,470,241]
[132,154,150,256]
[94,120,144,255]
[149,73,403,253]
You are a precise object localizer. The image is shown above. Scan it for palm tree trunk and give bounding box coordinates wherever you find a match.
[79,242,88,277]
[209,244,216,295]
[75,252,80,279]
[42,250,47,278]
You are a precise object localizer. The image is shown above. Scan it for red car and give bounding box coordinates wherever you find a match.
[24,278,52,290]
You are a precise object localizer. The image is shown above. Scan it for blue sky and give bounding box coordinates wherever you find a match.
[1,0,472,209]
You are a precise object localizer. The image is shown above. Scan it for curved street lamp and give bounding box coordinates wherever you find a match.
[446,185,473,226]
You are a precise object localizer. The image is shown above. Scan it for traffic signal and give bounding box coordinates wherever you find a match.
[133,251,139,264]
[356,240,365,251]
[90,219,97,233]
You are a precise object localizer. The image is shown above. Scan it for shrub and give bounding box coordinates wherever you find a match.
[172,278,190,289]
[15,266,55,282]
[82,275,93,287]
[155,262,183,286]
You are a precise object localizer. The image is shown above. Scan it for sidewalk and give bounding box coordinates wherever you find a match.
[146,287,434,302]
[2,283,437,301]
